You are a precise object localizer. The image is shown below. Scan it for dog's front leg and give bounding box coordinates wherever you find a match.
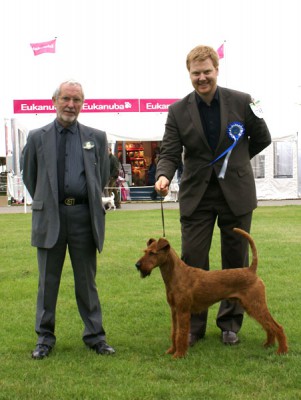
[173,312,190,359]
[166,307,177,355]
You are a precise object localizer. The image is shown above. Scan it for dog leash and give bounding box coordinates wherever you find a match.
[160,196,166,237]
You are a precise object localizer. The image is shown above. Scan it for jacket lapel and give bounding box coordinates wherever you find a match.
[187,92,212,151]
[41,123,58,201]
[217,87,230,150]
[80,125,96,200]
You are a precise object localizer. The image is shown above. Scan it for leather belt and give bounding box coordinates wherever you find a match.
[61,197,88,206]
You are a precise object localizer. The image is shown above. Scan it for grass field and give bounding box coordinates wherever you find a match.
[0,205,300,399]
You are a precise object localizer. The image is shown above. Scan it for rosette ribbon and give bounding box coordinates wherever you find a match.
[210,122,245,179]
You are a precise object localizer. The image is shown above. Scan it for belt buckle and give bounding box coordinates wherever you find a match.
[64,197,75,206]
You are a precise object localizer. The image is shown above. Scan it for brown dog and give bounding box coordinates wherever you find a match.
[135,228,288,358]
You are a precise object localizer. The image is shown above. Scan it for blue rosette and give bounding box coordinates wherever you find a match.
[210,122,245,179]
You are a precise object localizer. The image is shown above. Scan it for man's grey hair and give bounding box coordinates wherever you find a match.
[53,80,85,100]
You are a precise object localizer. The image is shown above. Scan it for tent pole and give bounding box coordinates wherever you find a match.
[122,141,126,164]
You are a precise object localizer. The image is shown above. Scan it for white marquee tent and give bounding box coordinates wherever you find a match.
[252,134,299,200]
[2,117,300,202]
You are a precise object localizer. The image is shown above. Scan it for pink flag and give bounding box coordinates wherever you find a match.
[30,39,56,56]
[216,43,224,59]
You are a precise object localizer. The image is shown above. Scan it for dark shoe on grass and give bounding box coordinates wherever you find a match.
[221,331,240,345]
[92,341,116,355]
[32,344,52,360]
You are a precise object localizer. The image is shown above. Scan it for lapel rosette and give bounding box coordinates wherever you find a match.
[227,122,245,142]
[210,122,245,179]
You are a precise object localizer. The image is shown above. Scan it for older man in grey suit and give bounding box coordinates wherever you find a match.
[155,45,272,347]
[22,80,115,359]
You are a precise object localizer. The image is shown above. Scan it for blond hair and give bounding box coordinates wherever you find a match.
[186,45,219,70]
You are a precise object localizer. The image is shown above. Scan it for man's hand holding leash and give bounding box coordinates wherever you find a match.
[155,176,170,197]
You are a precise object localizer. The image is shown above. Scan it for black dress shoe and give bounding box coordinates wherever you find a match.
[221,331,240,345]
[189,333,205,347]
[92,341,116,355]
[32,344,52,360]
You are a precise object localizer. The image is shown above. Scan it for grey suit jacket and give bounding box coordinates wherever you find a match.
[156,86,272,217]
[21,121,110,252]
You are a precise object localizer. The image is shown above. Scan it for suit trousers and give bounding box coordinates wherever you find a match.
[180,177,252,337]
[35,204,106,348]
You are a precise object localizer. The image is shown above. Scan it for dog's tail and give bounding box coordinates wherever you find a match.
[233,228,258,273]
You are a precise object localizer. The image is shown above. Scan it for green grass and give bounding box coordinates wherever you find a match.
[0,205,300,400]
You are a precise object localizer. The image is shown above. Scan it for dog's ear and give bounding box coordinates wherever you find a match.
[147,238,156,246]
[156,238,170,252]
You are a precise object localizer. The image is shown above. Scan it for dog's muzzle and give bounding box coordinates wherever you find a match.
[135,261,150,278]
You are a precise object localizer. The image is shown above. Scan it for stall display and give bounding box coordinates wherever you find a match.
[118,143,146,186]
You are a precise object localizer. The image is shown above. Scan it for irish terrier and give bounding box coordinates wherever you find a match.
[135,228,288,358]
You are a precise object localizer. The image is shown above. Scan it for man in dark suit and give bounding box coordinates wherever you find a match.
[22,80,115,359]
[155,45,271,346]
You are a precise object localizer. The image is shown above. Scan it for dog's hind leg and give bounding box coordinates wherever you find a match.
[261,315,288,354]
[242,297,288,354]
[173,312,190,358]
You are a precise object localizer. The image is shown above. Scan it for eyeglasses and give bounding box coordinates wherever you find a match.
[58,96,83,104]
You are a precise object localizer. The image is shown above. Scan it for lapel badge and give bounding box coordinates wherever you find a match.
[83,141,95,150]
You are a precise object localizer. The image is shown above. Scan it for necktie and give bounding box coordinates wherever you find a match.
[57,129,68,202]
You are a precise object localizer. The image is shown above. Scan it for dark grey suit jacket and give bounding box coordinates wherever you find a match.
[156,86,272,217]
[21,121,110,252]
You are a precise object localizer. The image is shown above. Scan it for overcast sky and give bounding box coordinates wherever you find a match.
[1,0,301,144]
